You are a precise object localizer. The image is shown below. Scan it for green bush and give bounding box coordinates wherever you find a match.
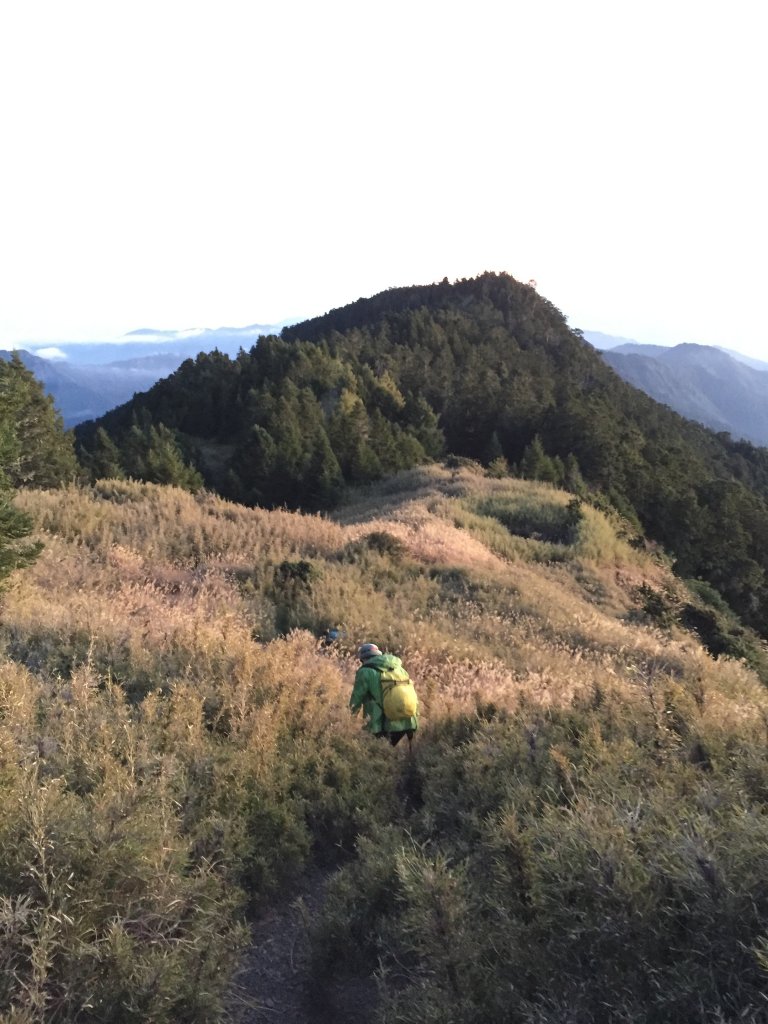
[475,494,574,544]
[363,530,407,560]
[314,696,768,1024]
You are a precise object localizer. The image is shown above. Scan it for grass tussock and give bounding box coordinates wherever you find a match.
[2,467,768,1021]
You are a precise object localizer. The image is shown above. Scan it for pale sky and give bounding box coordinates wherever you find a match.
[1,1,765,357]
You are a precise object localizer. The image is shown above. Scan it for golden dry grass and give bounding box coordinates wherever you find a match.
[7,467,765,731]
[5,469,768,1021]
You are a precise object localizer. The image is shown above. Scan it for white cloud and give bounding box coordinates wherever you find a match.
[33,347,68,360]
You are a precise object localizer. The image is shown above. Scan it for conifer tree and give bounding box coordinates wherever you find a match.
[484,430,505,466]
[0,485,42,586]
[87,427,126,480]
[234,424,278,505]
[0,354,79,584]
[563,452,586,495]
[121,422,150,479]
[145,425,203,490]
[0,353,78,487]
[328,389,370,475]
[303,432,344,509]
[520,435,558,482]
[403,396,444,458]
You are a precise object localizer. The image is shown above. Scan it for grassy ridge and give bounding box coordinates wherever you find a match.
[2,467,768,1021]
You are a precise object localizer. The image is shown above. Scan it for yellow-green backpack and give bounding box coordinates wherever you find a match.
[376,665,419,720]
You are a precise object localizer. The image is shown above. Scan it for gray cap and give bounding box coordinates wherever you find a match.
[357,643,382,661]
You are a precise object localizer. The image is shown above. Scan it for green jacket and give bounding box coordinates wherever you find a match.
[350,653,419,735]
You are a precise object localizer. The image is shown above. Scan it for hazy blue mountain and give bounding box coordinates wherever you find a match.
[0,349,185,428]
[584,330,768,373]
[583,330,672,358]
[2,321,290,426]
[601,342,768,445]
[25,322,290,366]
[716,348,768,373]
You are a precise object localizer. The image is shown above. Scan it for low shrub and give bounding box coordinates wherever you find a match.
[314,690,768,1024]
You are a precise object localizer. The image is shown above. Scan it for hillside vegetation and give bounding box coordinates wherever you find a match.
[75,273,768,639]
[2,467,768,1022]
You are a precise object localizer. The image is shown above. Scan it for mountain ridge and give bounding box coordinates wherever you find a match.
[584,329,768,372]
[601,341,768,445]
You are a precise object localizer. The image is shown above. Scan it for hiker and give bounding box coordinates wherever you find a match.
[350,643,419,747]
[320,625,346,648]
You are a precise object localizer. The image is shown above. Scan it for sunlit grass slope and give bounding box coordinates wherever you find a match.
[2,465,768,1022]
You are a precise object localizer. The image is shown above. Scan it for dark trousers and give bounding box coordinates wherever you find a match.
[389,729,415,747]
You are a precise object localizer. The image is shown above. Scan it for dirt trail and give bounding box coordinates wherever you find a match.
[229,867,377,1024]
[229,724,422,1023]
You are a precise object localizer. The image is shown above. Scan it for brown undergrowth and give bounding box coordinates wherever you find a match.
[2,466,767,1022]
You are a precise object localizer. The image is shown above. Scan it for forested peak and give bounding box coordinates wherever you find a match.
[281,271,573,347]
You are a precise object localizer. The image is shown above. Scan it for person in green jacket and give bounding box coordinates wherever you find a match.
[350,642,419,747]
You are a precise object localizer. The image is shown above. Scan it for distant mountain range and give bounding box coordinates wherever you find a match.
[0,323,290,427]
[584,332,768,446]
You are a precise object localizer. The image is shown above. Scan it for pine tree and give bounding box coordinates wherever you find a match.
[0,354,77,584]
[484,431,505,466]
[145,425,203,491]
[87,427,126,480]
[403,396,444,459]
[303,432,344,509]
[520,435,558,482]
[121,422,150,479]
[0,353,78,487]
[234,424,278,505]
[564,452,586,495]
[0,487,42,586]
[0,402,41,586]
[328,389,370,475]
